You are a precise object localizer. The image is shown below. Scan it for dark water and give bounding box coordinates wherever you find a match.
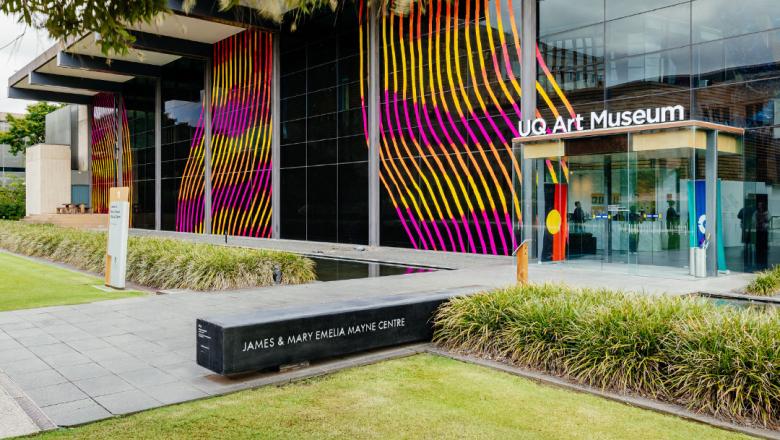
[699,295,779,311]
[310,256,436,282]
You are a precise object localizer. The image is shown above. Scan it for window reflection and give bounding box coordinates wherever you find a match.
[539,24,605,92]
[606,3,690,59]
[695,30,780,86]
[693,0,780,43]
[540,0,603,36]
[606,0,686,21]
[607,47,691,89]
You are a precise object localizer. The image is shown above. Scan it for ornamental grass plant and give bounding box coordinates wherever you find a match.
[434,284,780,429]
[0,220,315,290]
[746,267,780,296]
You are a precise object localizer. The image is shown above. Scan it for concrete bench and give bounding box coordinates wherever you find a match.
[196,287,482,375]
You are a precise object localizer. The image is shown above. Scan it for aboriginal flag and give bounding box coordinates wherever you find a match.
[542,183,568,262]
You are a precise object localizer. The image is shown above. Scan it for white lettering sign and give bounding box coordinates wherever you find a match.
[240,317,407,353]
[518,105,685,137]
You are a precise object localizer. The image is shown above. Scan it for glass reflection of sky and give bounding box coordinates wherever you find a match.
[164,100,202,128]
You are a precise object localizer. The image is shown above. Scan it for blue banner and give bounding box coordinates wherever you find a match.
[687,180,727,271]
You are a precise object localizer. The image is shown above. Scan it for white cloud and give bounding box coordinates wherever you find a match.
[0,14,55,115]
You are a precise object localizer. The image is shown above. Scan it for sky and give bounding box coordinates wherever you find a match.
[0,14,54,115]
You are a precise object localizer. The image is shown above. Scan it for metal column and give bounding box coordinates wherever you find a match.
[705,130,718,276]
[154,78,162,230]
[521,0,538,253]
[272,35,281,239]
[203,60,213,235]
[87,104,93,208]
[368,3,381,247]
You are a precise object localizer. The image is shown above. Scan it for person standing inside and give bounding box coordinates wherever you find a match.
[572,201,585,234]
[666,200,680,250]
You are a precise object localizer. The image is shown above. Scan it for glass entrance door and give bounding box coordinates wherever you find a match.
[628,148,694,269]
[565,153,631,269]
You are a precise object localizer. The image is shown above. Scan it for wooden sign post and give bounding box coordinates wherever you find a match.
[106,187,130,289]
[514,239,530,285]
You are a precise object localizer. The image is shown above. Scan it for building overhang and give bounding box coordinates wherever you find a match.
[515,120,746,159]
[7,0,281,105]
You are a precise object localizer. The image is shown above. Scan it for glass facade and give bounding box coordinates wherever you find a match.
[83,0,780,274]
[161,58,205,231]
[279,7,368,244]
[536,0,780,272]
[375,0,522,255]
[122,78,156,229]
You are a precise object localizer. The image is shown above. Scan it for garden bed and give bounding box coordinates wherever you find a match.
[433,284,780,430]
[0,221,315,291]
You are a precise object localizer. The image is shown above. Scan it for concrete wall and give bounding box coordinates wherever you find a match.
[45,105,88,172]
[25,144,71,216]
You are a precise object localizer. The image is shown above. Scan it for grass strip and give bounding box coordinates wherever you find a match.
[33,355,750,439]
[0,251,142,311]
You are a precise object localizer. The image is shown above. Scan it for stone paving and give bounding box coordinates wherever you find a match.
[0,264,508,428]
[0,237,756,431]
[0,375,39,438]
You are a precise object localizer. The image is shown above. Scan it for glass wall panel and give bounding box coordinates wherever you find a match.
[694,30,780,87]
[606,0,686,21]
[693,0,780,43]
[606,3,690,60]
[161,58,205,231]
[122,78,156,229]
[540,24,605,93]
[540,0,603,36]
[279,5,368,244]
[208,30,274,238]
[375,0,524,255]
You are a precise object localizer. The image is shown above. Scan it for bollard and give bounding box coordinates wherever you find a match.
[514,240,530,285]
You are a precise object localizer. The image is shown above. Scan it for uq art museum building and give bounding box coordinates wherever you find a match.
[9,0,780,276]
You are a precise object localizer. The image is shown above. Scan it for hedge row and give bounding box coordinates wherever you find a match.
[434,284,780,429]
[0,221,315,290]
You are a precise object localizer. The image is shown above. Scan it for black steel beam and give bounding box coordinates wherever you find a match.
[8,87,92,105]
[57,51,161,78]
[28,71,123,93]
[127,30,211,59]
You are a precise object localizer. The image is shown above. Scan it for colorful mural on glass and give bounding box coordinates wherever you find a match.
[91,93,132,215]
[359,0,575,255]
[177,29,274,236]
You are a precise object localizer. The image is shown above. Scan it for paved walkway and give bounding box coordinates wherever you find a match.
[0,238,756,431]
[0,376,39,438]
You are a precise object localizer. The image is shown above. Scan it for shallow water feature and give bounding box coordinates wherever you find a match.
[310,256,436,282]
[697,294,779,311]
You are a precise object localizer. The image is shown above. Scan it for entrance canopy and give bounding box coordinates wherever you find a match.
[6,2,277,104]
[513,120,744,277]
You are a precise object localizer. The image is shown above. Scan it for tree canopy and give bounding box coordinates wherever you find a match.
[1,0,342,56]
[0,102,61,156]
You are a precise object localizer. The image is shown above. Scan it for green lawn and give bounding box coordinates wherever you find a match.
[0,252,142,311]
[36,354,752,440]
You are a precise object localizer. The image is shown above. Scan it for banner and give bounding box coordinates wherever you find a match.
[687,180,726,271]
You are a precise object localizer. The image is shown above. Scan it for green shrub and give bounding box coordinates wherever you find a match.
[0,220,315,290]
[746,267,780,296]
[0,178,25,220]
[434,284,780,429]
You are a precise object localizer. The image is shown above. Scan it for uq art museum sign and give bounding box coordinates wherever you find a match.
[518,105,686,137]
